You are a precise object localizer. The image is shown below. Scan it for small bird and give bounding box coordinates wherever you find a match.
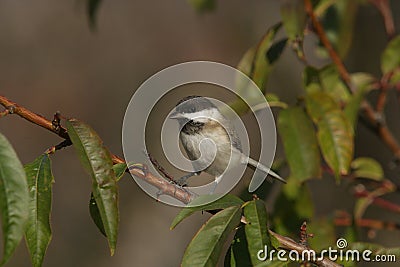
[169,95,285,192]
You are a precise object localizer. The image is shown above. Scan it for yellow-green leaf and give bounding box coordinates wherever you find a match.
[281,0,306,40]
[344,73,375,130]
[381,35,400,74]
[351,157,384,181]
[306,91,353,177]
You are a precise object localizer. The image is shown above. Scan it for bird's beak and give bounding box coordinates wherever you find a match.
[169,111,184,120]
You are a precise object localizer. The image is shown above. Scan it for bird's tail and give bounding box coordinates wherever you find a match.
[247,157,286,184]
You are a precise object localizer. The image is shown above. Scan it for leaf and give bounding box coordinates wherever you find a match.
[381,35,400,74]
[66,119,118,255]
[187,0,216,13]
[351,157,384,181]
[266,38,288,65]
[87,0,102,30]
[278,107,321,182]
[237,22,282,94]
[0,133,29,266]
[113,163,127,181]
[280,0,306,40]
[181,206,242,267]
[224,227,251,267]
[89,193,106,237]
[24,154,54,267]
[243,199,271,267]
[88,162,125,238]
[170,194,244,230]
[303,65,350,104]
[265,93,288,109]
[320,0,359,59]
[317,110,353,177]
[344,73,375,129]
[306,91,353,177]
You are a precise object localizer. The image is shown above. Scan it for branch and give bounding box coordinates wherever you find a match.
[0,95,195,204]
[304,0,400,161]
[0,95,69,140]
[269,231,343,267]
[0,94,343,266]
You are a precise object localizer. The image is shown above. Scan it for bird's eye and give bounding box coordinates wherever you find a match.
[189,107,195,113]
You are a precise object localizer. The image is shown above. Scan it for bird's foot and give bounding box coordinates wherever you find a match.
[175,172,200,187]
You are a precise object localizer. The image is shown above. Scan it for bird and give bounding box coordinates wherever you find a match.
[169,95,286,193]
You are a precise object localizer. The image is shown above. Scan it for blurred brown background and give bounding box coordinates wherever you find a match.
[1,0,400,266]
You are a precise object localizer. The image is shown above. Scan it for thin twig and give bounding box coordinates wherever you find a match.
[335,215,400,231]
[269,231,343,267]
[0,95,69,140]
[354,183,400,214]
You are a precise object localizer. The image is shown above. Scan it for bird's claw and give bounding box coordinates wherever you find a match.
[175,177,188,187]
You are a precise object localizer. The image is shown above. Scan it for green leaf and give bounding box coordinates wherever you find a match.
[266,38,288,65]
[344,73,375,129]
[181,206,242,267]
[280,0,306,40]
[170,194,244,230]
[303,65,350,104]
[113,163,127,181]
[89,193,106,236]
[243,199,271,267]
[87,0,102,30]
[351,157,384,181]
[306,91,353,177]
[320,0,359,58]
[187,0,216,12]
[265,94,288,109]
[66,119,118,255]
[24,154,54,267]
[0,133,29,266]
[237,22,282,93]
[224,227,251,267]
[278,107,321,182]
[381,35,400,74]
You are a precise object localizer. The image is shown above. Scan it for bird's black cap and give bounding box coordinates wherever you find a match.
[176,96,216,114]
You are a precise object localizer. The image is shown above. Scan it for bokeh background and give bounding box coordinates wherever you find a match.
[1,1,400,266]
